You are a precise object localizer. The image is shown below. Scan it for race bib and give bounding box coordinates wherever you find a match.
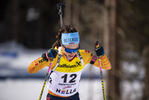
[48,70,82,96]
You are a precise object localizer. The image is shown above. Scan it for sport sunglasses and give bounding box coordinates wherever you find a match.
[62,44,80,53]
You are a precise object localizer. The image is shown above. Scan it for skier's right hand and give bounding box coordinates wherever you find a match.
[42,49,58,61]
[47,49,58,58]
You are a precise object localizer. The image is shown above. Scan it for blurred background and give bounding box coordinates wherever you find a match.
[0,0,149,100]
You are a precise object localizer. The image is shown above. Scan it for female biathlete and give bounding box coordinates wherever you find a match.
[27,25,111,100]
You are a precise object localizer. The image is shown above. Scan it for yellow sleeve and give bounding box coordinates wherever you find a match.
[96,55,111,70]
[27,57,50,73]
[79,50,94,66]
[27,54,59,73]
[80,50,111,70]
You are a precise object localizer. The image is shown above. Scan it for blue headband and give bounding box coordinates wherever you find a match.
[61,32,80,45]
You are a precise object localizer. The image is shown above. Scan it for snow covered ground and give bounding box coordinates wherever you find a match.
[0,79,104,100]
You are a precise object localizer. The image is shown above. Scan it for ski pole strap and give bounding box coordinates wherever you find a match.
[90,55,97,64]
[46,52,51,61]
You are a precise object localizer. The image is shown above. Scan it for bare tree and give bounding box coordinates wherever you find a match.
[142,46,149,100]
[104,0,121,100]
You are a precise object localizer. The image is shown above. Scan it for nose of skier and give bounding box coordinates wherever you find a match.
[68,51,76,57]
[62,44,79,60]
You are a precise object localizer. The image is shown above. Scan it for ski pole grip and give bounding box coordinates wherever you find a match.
[95,41,100,59]
[57,2,66,10]
[95,41,99,49]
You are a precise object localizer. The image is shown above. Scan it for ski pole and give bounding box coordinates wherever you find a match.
[57,2,66,28]
[39,61,52,100]
[99,61,106,100]
[39,3,66,100]
[95,41,106,100]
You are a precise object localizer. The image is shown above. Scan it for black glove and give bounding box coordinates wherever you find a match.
[95,41,104,56]
[47,49,58,58]
[42,49,58,61]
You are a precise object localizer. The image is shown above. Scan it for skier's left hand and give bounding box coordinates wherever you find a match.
[95,41,104,57]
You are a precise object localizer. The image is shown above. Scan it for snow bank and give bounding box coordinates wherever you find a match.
[0,79,104,100]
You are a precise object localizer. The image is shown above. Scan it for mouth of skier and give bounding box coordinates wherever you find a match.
[66,54,76,60]
[68,55,74,57]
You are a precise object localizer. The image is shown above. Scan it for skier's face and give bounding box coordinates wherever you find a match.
[62,44,79,60]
